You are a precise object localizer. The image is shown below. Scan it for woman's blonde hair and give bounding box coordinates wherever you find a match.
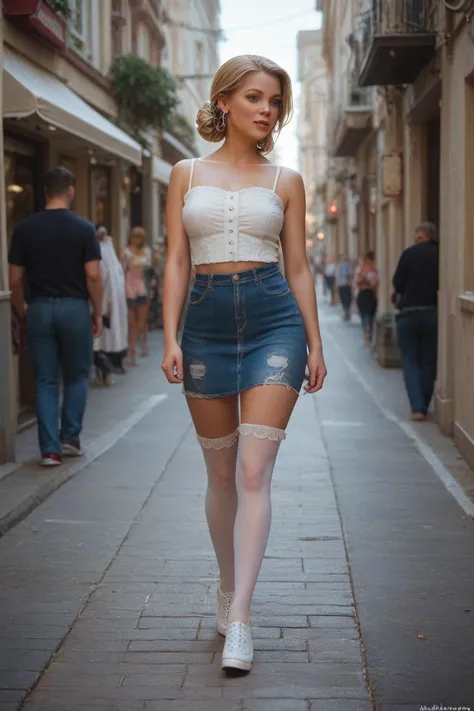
[196,55,293,155]
[129,226,147,249]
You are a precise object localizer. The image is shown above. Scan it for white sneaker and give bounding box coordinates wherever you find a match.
[216,586,233,636]
[221,621,253,671]
[62,442,84,457]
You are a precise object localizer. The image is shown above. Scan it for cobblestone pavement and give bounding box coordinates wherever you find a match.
[0,294,473,711]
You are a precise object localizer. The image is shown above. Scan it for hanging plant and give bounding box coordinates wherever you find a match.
[44,0,71,18]
[165,113,197,153]
[110,55,179,143]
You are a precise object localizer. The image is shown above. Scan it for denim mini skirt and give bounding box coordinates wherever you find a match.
[181,264,307,399]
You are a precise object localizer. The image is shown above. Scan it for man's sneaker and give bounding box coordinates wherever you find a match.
[41,453,62,467]
[62,442,84,457]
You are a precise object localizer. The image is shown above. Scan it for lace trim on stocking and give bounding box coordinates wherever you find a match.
[238,423,286,441]
[196,430,239,450]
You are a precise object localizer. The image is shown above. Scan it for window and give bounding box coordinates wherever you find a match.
[70,0,87,39]
[137,22,151,62]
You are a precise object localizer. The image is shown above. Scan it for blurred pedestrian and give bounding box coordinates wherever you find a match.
[122,226,152,365]
[336,254,353,321]
[354,250,379,347]
[393,222,439,422]
[8,167,102,466]
[324,257,336,304]
[93,225,128,384]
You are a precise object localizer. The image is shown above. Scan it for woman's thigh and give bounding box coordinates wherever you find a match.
[186,394,239,438]
[240,385,299,430]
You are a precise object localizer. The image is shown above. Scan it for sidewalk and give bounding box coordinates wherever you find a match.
[0,294,473,709]
[0,332,166,536]
[0,346,370,711]
[319,291,474,506]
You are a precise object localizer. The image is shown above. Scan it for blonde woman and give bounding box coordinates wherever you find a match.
[161,55,327,672]
[122,227,151,364]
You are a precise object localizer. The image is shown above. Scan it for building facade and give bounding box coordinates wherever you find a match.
[0,0,221,462]
[296,29,328,261]
[162,0,220,158]
[317,0,474,467]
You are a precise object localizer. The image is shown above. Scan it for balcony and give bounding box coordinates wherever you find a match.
[3,0,67,50]
[333,76,373,157]
[358,0,436,87]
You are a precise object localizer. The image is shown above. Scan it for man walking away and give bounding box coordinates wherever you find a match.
[392,222,439,422]
[8,167,102,466]
[336,255,353,321]
[324,257,336,305]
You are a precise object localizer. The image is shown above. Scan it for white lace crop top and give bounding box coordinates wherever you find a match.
[182,159,284,265]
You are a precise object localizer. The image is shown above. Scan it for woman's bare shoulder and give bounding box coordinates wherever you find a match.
[279,166,304,186]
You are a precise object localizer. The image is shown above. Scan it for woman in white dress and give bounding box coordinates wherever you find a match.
[93,226,128,383]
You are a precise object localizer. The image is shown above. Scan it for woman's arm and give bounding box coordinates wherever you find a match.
[280,170,327,393]
[161,161,192,383]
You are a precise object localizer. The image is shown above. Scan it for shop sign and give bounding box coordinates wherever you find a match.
[3,0,67,51]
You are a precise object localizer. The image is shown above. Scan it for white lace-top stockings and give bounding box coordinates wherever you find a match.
[197,423,285,622]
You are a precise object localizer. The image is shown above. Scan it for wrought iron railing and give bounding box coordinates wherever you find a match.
[358,0,434,59]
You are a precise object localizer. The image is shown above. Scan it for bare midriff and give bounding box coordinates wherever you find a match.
[195,261,269,274]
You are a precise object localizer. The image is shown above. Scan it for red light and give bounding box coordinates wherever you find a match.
[329,204,337,214]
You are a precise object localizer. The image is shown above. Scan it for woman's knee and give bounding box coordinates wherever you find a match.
[237,456,270,493]
[207,467,235,491]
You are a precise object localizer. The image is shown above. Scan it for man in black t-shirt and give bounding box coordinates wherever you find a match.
[392,222,439,422]
[9,167,103,466]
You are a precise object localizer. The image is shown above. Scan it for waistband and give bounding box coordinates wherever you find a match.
[194,263,281,287]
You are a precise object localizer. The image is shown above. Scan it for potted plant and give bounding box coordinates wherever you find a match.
[110,55,179,146]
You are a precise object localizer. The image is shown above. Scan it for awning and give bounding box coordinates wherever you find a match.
[3,51,142,166]
[152,156,172,185]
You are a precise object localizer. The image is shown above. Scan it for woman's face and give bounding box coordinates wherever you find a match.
[131,234,144,249]
[221,71,282,145]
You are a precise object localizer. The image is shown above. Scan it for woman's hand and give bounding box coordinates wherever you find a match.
[161,342,184,384]
[304,347,327,394]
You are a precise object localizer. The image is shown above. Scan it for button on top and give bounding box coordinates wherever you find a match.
[229,218,233,222]
[229,241,234,245]
[229,229,234,233]
[229,207,234,211]
[233,274,240,281]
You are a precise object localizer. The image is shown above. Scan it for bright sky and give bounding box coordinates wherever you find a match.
[218,1,322,170]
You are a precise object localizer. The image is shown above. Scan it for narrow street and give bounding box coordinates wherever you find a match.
[1,295,473,711]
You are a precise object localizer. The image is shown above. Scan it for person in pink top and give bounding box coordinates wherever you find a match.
[354,250,379,347]
[122,226,151,365]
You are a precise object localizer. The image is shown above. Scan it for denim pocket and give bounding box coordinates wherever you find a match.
[257,274,290,297]
[189,282,212,306]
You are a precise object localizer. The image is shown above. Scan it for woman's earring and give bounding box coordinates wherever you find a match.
[214,110,227,133]
[257,140,264,150]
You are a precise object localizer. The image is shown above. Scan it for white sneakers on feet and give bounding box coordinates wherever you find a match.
[216,586,233,636]
[221,621,253,671]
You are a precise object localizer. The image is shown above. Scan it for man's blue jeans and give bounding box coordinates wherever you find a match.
[26,298,93,455]
[395,307,438,415]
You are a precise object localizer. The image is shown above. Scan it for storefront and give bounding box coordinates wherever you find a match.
[2,48,142,432]
[4,131,46,421]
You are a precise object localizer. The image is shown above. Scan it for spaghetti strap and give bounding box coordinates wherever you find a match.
[272,166,282,192]
[188,158,196,192]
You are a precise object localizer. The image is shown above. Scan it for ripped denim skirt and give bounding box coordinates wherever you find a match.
[181,264,307,399]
